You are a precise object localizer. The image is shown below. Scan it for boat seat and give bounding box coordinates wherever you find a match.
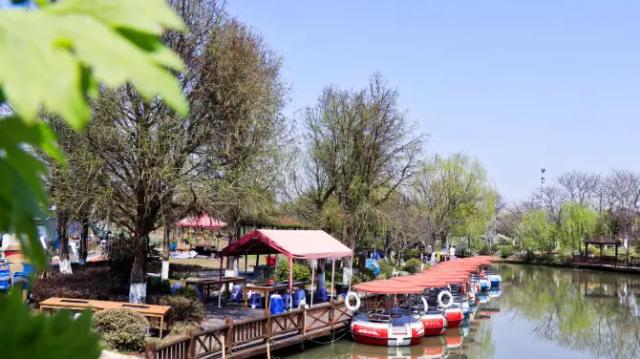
[368,313,390,322]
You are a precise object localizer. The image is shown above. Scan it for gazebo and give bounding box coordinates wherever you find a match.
[220,229,353,307]
[176,214,226,230]
[583,236,622,260]
[175,214,226,253]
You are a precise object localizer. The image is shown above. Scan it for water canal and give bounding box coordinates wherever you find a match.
[278,264,640,359]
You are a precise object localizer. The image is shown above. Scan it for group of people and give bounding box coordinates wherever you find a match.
[423,244,457,265]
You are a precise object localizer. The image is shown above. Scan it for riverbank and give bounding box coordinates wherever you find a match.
[501,255,640,275]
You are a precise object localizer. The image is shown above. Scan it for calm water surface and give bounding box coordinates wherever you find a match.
[279,264,640,359]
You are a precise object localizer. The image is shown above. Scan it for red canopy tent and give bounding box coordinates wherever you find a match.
[220,229,353,304]
[176,214,226,230]
[354,278,425,294]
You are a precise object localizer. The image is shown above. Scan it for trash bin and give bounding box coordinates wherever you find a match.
[269,294,284,315]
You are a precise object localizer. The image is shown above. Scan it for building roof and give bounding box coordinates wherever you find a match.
[584,236,621,245]
[175,215,226,230]
[219,229,352,259]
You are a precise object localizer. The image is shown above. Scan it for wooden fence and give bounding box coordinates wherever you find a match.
[572,255,640,271]
[145,300,353,359]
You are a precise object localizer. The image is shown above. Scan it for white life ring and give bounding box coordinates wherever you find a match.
[345,291,361,311]
[421,296,429,313]
[438,290,453,308]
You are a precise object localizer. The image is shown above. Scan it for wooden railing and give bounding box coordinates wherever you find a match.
[146,300,353,359]
[572,255,640,270]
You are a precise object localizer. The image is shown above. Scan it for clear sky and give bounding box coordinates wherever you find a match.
[226,0,640,203]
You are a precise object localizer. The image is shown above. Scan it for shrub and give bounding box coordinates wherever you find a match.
[147,277,171,297]
[499,245,514,259]
[274,260,311,282]
[378,260,395,279]
[159,295,205,324]
[402,248,422,261]
[107,233,135,285]
[402,258,424,274]
[352,267,376,284]
[92,308,149,352]
[32,266,127,305]
[478,244,491,256]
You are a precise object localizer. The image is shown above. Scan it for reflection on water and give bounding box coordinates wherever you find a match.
[280,264,640,359]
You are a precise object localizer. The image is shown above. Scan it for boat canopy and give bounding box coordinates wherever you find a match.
[354,279,426,294]
[220,229,353,259]
[176,214,226,230]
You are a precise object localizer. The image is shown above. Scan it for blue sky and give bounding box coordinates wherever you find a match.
[226,0,640,203]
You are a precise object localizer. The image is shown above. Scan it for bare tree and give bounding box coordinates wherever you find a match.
[557,170,600,206]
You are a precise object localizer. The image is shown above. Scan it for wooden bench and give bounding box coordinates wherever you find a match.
[39,297,171,337]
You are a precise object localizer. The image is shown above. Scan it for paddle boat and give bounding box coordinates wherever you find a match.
[349,279,425,346]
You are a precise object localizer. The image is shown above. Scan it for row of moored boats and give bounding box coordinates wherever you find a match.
[346,256,501,347]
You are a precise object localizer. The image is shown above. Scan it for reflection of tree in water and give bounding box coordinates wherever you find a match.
[448,320,495,359]
[502,264,640,359]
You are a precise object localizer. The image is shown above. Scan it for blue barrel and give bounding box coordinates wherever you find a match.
[0,260,10,292]
[293,289,306,307]
[269,294,285,315]
[315,287,329,303]
[249,293,263,309]
[282,293,292,310]
[230,285,243,303]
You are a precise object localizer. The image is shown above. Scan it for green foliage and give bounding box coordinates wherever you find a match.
[0,0,186,272]
[352,267,376,284]
[402,248,422,261]
[0,1,187,357]
[518,209,555,254]
[402,258,424,274]
[413,153,496,250]
[0,0,186,129]
[0,291,101,358]
[92,308,149,352]
[499,245,514,259]
[274,260,311,282]
[558,202,598,251]
[159,295,204,324]
[378,259,395,279]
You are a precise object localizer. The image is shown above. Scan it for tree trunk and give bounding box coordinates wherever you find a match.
[79,217,89,266]
[161,223,170,281]
[58,213,72,274]
[129,233,148,303]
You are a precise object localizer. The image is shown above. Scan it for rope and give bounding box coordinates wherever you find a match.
[307,329,349,345]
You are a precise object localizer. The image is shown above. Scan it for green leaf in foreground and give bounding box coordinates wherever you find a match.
[0,290,101,359]
[0,0,187,129]
[0,117,64,268]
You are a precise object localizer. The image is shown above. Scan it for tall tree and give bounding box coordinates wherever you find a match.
[557,171,600,206]
[301,74,423,248]
[198,19,286,247]
[558,202,598,252]
[85,1,286,301]
[411,153,492,249]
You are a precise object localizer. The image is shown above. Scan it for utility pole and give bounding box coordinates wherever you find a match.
[540,168,546,204]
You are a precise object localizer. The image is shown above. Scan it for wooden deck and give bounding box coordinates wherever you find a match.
[145,300,353,359]
[572,255,640,273]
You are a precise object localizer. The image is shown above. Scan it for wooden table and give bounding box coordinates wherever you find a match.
[245,280,310,316]
[39,297,171,337]
[185,276,247,307]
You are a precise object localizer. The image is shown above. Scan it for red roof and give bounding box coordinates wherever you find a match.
[176,214,226,230]
[220,229,352,259]
[354,279,426,294]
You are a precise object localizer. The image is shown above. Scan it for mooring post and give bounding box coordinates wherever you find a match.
[144,342,156,359]
[186,329,196,359]
[225,318,234,355]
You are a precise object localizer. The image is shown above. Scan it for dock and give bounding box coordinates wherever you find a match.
[145,300,353,359]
